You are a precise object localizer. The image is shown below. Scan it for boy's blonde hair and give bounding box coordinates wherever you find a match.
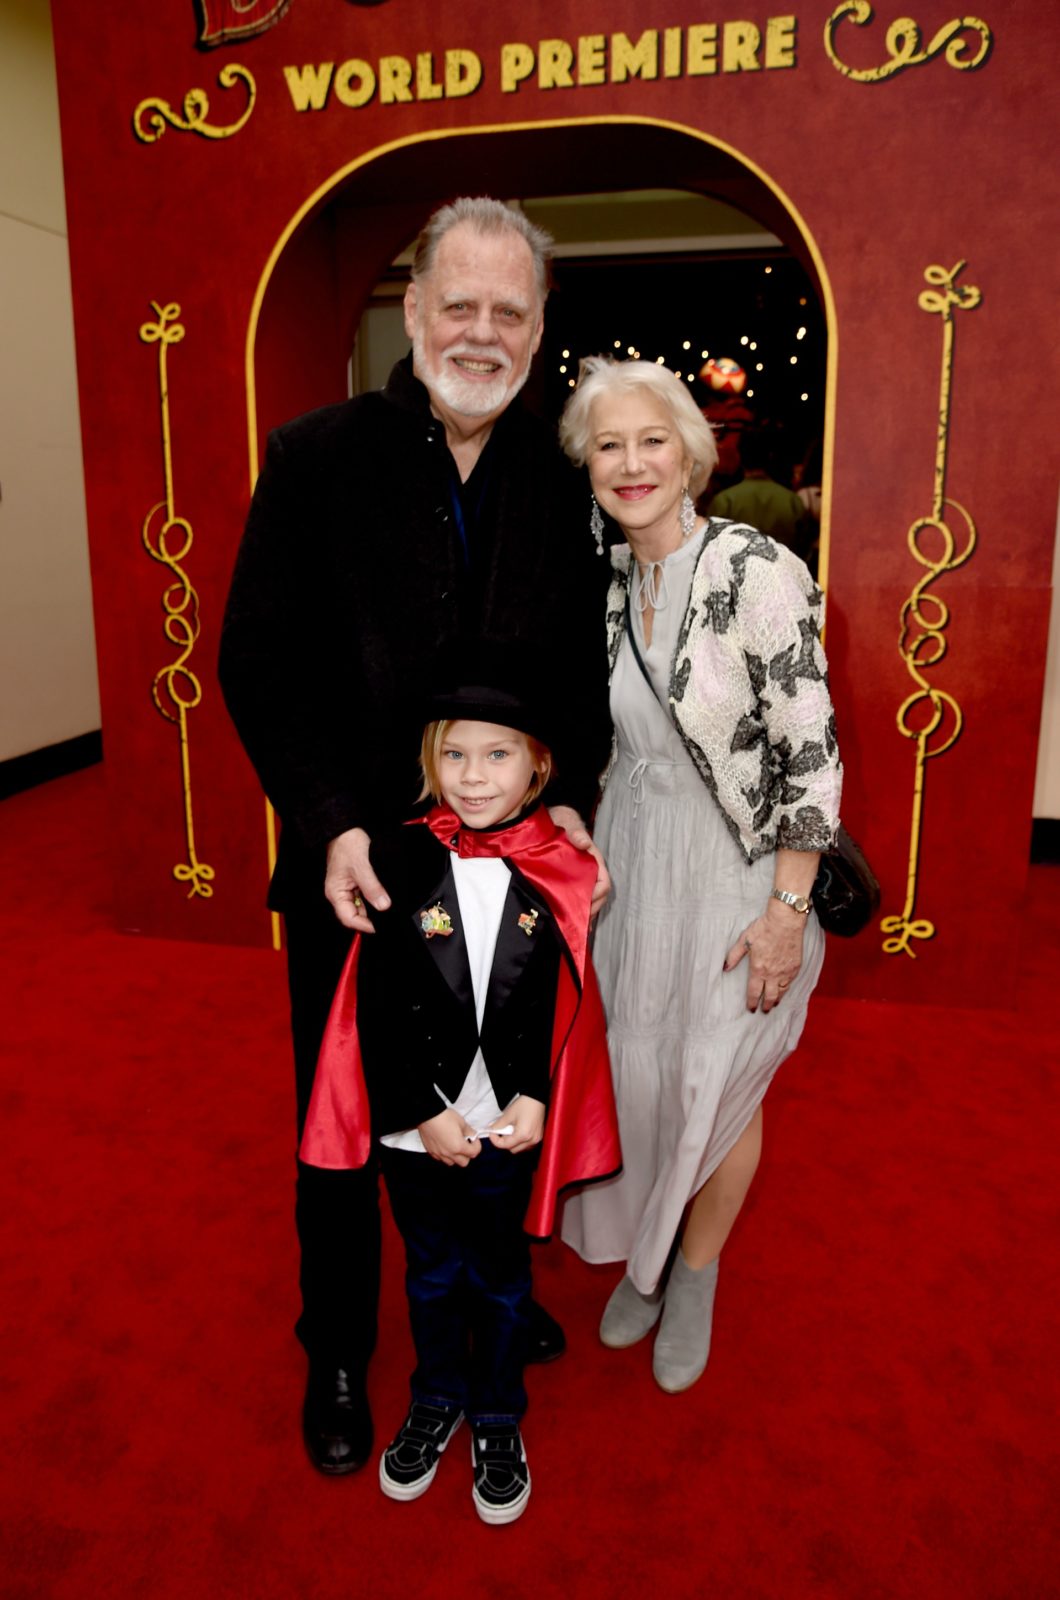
[419,719,553,806]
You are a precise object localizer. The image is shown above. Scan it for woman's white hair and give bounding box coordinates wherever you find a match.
[559,356,718,497]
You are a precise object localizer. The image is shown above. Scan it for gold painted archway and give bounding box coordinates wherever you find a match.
[244,115,839,946]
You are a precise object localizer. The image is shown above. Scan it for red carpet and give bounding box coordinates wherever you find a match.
[2,766,1057,1599]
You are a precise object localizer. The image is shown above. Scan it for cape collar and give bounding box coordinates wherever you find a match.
[420,803,557,860]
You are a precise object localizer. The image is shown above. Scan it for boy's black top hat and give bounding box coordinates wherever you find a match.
[425,642,557,751]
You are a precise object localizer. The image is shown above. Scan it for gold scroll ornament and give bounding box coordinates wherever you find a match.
[880,263,980,959]
[139,302,216,901]
[824,3,992,81]
[133,63,256,143]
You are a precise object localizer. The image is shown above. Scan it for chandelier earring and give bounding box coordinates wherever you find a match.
[590,495,606,557]
[680,488,697,539]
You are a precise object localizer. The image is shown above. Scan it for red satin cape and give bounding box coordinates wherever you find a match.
[299,805,621,1238]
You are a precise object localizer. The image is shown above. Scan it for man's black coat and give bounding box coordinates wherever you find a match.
[219,357,612,911]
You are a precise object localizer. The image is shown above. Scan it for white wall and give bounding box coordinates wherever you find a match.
[1033,496,1060,819]
[0,0,99,762]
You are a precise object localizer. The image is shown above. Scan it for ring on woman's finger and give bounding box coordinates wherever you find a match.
[744,938,752,951]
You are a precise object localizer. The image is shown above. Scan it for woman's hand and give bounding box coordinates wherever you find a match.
[418,1108,481,1166]
[488,1096,546,1155]
[724,905,806,1013]
[548,805,612,916]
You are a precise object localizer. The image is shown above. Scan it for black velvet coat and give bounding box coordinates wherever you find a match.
[218,358,612,911]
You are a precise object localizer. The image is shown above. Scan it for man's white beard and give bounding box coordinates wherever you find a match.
[413,326,532,418]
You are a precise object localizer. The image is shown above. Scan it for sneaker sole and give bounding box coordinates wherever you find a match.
[471,1439,532,1525]
[379,1417,463,1502]
[472,1472,532,1525]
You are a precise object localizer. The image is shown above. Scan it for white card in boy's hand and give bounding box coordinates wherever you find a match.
[465,1123,515,1142]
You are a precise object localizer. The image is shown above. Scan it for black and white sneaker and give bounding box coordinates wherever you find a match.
[379,1400,464,1501]
[471,1423,531,1524]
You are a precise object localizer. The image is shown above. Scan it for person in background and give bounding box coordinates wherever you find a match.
[707,427,814,558]
[219,198,611,1477]
[559,358,841,1393]
[792,437,824,577]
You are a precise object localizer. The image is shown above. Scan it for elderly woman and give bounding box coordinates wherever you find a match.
[559,359,842,1393]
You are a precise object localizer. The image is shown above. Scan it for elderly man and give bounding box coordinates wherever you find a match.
[219,198,611,1476]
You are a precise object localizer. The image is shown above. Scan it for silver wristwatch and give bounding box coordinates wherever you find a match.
[771,888,811,915]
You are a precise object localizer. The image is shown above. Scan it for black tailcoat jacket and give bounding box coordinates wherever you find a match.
[354,821,561,1135]
[218,357,612,911]
[300,806,622,1239]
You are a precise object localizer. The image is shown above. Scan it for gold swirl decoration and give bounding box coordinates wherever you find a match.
[824,2,992,81]
[880,262,980,959]
[133,63,256,143]
[139,302,216,902]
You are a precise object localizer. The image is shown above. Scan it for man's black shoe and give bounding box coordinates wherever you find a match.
[525,1299,566,1365]
[302,1363,373,1475]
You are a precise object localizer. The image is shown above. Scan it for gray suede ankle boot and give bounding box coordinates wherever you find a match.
[599,1273,664,1349]
[651,1250,719,1392]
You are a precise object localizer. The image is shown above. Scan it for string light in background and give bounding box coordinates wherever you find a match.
[555,265,820,462]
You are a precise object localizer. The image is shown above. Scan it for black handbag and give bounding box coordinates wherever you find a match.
[812,825,880,937]
[623,584,878,937]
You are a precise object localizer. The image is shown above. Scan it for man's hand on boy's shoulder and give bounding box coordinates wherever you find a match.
[547,806,611,917]
[419,1108,482,1166]
[489,1096,546,1156]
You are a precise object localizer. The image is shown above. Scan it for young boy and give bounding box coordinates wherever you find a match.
[300,677,619,1524]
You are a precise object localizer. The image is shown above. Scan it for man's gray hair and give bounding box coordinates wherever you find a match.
[410,197,554,303]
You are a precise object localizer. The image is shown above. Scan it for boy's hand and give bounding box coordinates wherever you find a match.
[419,1109,481,1166]
[488,1096,546,1155]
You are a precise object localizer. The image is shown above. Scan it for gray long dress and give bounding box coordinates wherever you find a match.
[561,537,825,1294]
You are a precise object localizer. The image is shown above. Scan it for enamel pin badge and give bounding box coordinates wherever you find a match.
[420,903,453,939]
[517,910,539,937]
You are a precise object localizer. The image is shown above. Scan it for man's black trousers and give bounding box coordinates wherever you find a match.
[285,895,380,1374]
